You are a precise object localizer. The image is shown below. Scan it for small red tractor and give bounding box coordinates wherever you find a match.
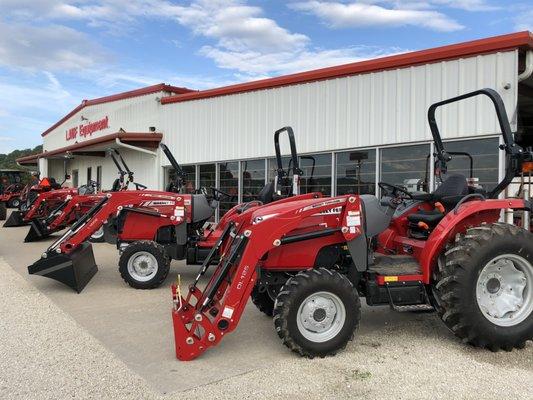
[170,88,533,361]
[23,148,145,243]
[3,174,68,227]
[27,128,308,292]
[0,183,25,208]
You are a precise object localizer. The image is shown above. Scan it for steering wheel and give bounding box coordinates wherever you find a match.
[378,182,412,199]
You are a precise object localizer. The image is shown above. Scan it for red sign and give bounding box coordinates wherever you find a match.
[65,116,109,141]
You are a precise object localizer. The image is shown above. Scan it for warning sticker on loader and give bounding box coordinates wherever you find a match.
[222,306,234,319]
[346,216,361,226]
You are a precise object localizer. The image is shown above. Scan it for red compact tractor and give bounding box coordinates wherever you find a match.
[3,174,68,227]
[23,149,146,243]
[0,183,25,208]
[27,128,309,292]
[170,88,533,361]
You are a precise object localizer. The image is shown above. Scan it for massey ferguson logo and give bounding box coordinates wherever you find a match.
[141,200,174,207]
[298,198,346,213]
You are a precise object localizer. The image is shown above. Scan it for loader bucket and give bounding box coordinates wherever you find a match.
[3,210,26,227]
[28,242,98,293]
[25,219,50,242]
[0,202,6,220]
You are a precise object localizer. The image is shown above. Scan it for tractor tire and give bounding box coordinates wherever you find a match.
[251,286,275,316]
[89,226,105,243]
[273,268,361,358]
[7,197,20,209]
[436,223,533,351]
[118,241,170,289]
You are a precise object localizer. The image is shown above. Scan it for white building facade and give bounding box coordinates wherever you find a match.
[18,32,533,221]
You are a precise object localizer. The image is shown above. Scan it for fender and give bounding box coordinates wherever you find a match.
[419,198,527,282]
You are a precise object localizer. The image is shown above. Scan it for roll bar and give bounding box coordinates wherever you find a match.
[160,143,187,191]
[107,149,128,188]
[427,88,532,199]
[274,127,302,196]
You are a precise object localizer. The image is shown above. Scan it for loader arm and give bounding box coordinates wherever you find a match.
[171,195,362,360]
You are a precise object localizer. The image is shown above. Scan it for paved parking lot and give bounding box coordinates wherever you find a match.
[0,223,532,399]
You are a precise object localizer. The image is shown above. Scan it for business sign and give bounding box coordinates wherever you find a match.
[65,116,109,141]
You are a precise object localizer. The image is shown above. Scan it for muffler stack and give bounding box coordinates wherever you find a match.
[28,242,97,293]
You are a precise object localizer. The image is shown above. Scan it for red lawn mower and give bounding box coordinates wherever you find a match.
[170,88,533,361]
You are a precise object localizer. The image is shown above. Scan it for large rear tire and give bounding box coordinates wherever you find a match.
[118,241,170,289]
[273,268,361,358]
[436,223,533,351]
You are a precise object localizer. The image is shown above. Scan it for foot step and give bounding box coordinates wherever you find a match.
[391,303,434,313]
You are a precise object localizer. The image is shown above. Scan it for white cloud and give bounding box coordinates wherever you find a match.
[0,136,15,141]
[290,1,464,31]
[514,8,533,31]
[0,22,107,71]
[200,45,406,76]
[429,0,499,11]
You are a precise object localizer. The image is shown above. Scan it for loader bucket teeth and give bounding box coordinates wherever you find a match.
[3,210,26,227]
[0,202,6,220]
[25,219,50,242]
[28,242,98,293]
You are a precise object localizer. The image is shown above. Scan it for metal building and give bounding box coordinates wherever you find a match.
[17,31,533,221]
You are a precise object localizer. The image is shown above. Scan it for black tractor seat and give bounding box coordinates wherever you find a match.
[406,173,469,227]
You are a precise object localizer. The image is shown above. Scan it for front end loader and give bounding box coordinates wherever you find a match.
[171,88,533,360]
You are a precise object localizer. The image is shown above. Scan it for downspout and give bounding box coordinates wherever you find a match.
[115,138,157,156]
[518,50,533,82]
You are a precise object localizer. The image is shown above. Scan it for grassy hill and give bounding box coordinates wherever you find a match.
[0,145,42,171]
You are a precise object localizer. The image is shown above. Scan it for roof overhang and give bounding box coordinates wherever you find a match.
[17,132,163,166]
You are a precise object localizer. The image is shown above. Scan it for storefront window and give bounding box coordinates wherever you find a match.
[299,153,332,196]
[441,138,499,192]
[267,156,291,181]
[380,144,430,193]
[199,164,216,222]
[167,165,196,193]
[336,149,376,195]
[218,162,239,217]
[241,159,266,202]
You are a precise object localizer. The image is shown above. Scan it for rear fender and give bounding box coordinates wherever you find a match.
[419,198,527,283]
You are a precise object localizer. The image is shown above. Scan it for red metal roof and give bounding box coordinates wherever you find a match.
[18,132,163,164]
[162,31,533,105]
[41,84,194,137]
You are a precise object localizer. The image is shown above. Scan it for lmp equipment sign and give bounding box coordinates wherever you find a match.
[65,116,109,141]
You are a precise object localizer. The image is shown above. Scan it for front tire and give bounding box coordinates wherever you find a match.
[273,268,361,358]
[251,286,275,316]
[436,223,533,351]
[89,226,105,243]
[7,198,20,208]
[118,241,170,289]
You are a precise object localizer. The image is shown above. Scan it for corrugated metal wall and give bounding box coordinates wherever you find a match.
[159,50,518,166]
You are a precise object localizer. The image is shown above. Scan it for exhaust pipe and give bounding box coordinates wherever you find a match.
[3,210,26,227]
[0,202,6,220]
[28,242,97,293]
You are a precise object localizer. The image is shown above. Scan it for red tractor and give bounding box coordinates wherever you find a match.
[0,183,24,208]
[170,88,533,361]
[3,174,67,227]
[23,149,146,243]
[26,128,309,292]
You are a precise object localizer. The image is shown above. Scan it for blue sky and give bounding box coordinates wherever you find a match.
[0,0,531,153]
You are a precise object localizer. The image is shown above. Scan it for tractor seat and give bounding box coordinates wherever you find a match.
[256,182,274,204]
[411,173,468,209]
[407,209,444,226]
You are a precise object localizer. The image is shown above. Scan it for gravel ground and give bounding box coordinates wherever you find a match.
[0,256,532,400]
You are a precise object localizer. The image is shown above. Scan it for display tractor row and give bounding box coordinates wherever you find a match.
[5,88,532,361]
